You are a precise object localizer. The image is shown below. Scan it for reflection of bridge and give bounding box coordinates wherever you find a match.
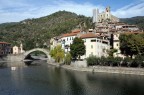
[7,48,51,62]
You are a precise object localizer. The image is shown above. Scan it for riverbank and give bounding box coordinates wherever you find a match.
[48,62,144,75]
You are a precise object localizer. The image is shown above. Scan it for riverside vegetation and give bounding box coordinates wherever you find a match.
[86,55,144,68]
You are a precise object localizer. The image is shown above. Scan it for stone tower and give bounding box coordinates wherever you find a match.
[93,8,99,23]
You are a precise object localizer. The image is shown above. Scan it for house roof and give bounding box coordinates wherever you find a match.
[0,42,10,44]
[120,31,144,34]
[62,33,78,37]
[80,33,98,39]
[62,29,80,37]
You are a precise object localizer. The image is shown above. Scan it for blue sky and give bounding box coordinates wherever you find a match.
[0,0,144,23]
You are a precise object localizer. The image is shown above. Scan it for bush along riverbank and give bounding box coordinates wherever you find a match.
[86,55,144,68]
[48,55,144,75]
[61,55,144,75]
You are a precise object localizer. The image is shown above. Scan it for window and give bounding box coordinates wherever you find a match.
[116,34,119,37]
[91,39,96,42]
[91,45,93,49]
[83,39,86,42]
[91,52,93,55]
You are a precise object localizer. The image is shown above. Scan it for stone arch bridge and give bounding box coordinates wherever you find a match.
[7,48,51,62]
[24,48,50,59]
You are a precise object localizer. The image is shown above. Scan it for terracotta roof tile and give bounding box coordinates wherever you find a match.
[120,32,144,34]
[0,42,10,44]
[62,33,77,37]
[62,29,80,37]
[80,33,98,39]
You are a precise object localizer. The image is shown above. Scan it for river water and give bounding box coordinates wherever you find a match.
[0,61,144,95]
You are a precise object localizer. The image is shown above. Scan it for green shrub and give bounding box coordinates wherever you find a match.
[99,56,107,66]
[64,53,72,65]
[114,57,123,66]
[86,55,99,66]
[131,55,144,67]
[106,57,115,66]
[121,57,132,67]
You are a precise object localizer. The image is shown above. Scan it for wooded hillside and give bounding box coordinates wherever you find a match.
[0,11,92,50]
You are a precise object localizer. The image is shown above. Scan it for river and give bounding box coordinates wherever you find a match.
[0,61,144,95]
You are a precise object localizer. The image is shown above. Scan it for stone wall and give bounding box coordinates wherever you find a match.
[7,54,24,62]
[71,60,87,68]
[62,65,144,75]
[91,66,144,75]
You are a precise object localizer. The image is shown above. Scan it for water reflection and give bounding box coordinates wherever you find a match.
[24,60,46,66]
[0,61,144,95]
[0,61,7,68]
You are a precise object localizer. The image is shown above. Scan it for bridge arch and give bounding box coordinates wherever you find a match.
[24,48,50,60]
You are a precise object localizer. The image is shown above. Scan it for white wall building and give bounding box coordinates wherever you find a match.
[50,37,62,49]
[61,29,80,52]
[13,46,19,54]
[12,43,25,54]
[81,33,97,59]
[80,33,110,59]
[116,25,139,31]
[95,37,110,57]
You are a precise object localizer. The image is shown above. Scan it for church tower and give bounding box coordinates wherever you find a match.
[20,43,24,53]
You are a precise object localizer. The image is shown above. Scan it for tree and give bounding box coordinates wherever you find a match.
[119,34,144,58]
[133,55,144,67]
[50,45,64,63]
[107,48,117,57]
[70,37,86,60]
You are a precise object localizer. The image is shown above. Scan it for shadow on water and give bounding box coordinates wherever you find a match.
[24,52,48,66]
[0,56,8,68]
[0,62,7,68]
[24,60,47,66]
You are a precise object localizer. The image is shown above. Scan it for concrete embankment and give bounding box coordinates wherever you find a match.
[62,65,144,75]
[48,62,144,76]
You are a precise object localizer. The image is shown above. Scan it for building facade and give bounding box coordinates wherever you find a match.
[93,6,119,23]
[61,29,80,52]
[12,43,25,55]
[80,33,97,59]
[0,42,11,56]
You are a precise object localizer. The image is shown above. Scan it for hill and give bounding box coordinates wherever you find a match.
[0,11,92,50]
[120,16,144,30]
[0,11,143,50]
